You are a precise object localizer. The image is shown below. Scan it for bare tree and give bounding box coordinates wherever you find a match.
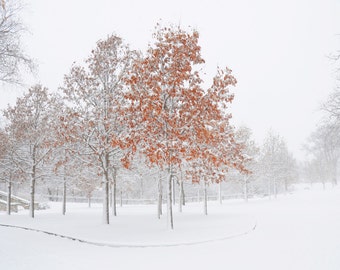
[260,131,298,197]
[306,123,340,187]
[0,0,34,84]
[323,90,340,122]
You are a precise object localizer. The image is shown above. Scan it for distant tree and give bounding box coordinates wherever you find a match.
[260,131,298,197]
[52,142,87,214]
[234,126,259,201]
[322,89,340,122]
[74,163,99,208]
[303,157,328,188]
[312,51,340,187]
[305,123,340,187]
[0,0,34,84]
[188,120,247,214]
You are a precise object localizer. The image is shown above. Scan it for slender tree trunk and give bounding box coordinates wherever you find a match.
[109,183,113,208]
[179,178,183,213]
[244,176,248,203]
[62,175,66,215]
[267,177,272,200]
[88,193,91,208]
[322,178,326,190]
[103,172,109,224]
[332,160,338,186]
[112,168,117,216]
[157,170,163,219]
[181,170,185,206]
[47,188,52,201]
[102,154,110,224]
[218,181,222,204]
[30,175,35,218]
[140,175,144,199]
[203,181,208,216]
[181,181,185,206]
[197,188,200,202]
[167,173,174,229]
[30,145,37,218]
[172,176,176,205]
[7,180,11,215]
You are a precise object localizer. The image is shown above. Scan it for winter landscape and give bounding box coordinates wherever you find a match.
[0,0,340,269]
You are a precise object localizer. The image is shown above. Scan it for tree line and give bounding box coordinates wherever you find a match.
[0,25,248,228]
[304,51,340,188]
[0,2,300,229]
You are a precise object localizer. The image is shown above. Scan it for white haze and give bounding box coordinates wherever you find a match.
[0,0,339,161]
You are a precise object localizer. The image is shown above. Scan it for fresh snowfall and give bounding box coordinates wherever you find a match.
[0,184,339,270]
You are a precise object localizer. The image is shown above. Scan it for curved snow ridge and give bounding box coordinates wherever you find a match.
[0,221,257,248]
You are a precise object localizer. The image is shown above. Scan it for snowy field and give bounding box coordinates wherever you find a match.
[1,184,340,270]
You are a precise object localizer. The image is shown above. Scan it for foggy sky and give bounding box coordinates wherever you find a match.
[1,0,339,161]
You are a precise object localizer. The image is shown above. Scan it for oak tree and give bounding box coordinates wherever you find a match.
[61,34,137,224]
[3,84,57,217]
[126,25,242,228]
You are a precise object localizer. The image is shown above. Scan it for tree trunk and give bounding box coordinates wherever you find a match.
[112,168,117,216]
[157,170,163,219]
[47,188,53,201]
[322,178,326,190]
[167,173,174,229]
[218,181,222,204]
[203,181,208,215]
[181,181,185,206]
[103,172,109,224]
[140,175,144,199]
[62,176,66,215]
[179,178,184,213]
[88,193,92,208]
[109,183,113,208]
[30,145,37,218]
[244,176,248,203]
[267,177,272,199]
[7,180,11,215]
[102,154,110,224]
[181,170,185,206]
[333,176,338,186]
[29,176,35,218]
[172,176,176,205]
[332,160,338,186]
[284,178,288,194]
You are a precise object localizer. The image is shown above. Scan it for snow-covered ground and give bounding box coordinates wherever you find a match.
[1,184,339,270]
